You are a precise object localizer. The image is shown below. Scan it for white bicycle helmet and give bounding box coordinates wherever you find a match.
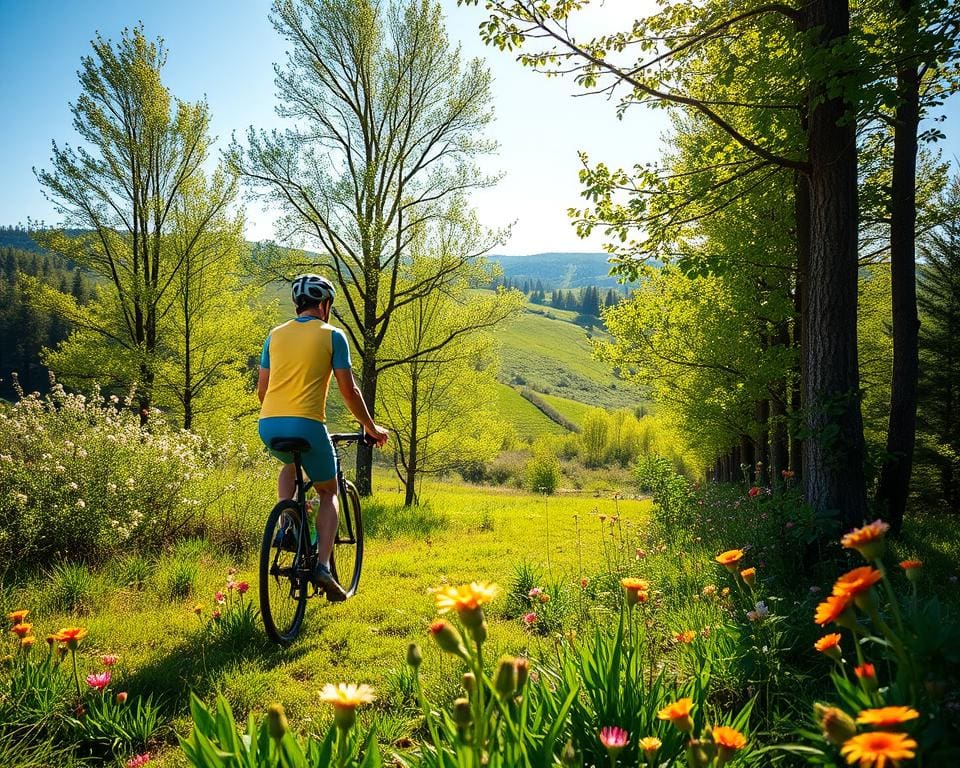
[292,274,336,309]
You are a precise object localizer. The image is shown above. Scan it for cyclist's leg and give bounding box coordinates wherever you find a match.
[299,425,338,563]
[312,478,339,567]
[277,463,296,501]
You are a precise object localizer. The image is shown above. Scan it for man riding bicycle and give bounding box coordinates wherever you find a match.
[257,274,389,602]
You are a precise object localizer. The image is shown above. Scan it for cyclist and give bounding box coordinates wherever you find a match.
[257,274,389,601]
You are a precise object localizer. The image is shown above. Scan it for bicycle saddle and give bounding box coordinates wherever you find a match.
[270,437,312,452]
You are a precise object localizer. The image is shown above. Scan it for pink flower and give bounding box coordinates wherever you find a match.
[528,587,543,598]
[235,581,249,595]
[213,609,222,621]
[748,487,761,498]
[215,591,225,604]
[522,612,537,626]
[127,754,152,768]
[116,691,128,704]
[86,671,111,692]
[785,521,795,530]
[100,654,118,666]
[599,725,630,752]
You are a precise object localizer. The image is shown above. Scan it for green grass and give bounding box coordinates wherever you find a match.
[7,479,651,766]
[538,392,597,428]
[494,383,568,438]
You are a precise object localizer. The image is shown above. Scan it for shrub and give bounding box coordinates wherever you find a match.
[46,562,98,615]
[0,384,214,569]
[158,557,199,600]
[525,453,560,494]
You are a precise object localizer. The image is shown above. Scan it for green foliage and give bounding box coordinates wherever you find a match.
[46,563,98,615]
[159,556,200,601]
[361,499,448,540]
[524,439,561,494]
[0,385,213,569]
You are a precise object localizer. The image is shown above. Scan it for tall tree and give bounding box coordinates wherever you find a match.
[465,0,874,526]
[229,0,498,495]
[35,25,212,422]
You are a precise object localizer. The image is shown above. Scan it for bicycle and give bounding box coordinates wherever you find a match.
[258,428,374,645]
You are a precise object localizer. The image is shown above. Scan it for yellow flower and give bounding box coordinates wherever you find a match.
[657,698,694,732]
[434,582,498,624]
[856,706,920,728]
[7,609,29,625]
[840,520,890,561]
[638,736,661,754]
[675,630,697,644]
[20,636,36,650]
[319,683,375,731]
[621,577,650,591]
[840,731,916,767]
[740,567,757,587]
[715,549,745,571]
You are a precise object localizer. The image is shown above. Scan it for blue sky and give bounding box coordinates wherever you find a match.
[1,0,957,255]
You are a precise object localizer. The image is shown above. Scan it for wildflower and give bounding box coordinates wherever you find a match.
[580,577,589,588]
[523,612,537,626]
[841,520,890,561]
[740,567,757,587]
[715,549,745,571]
[748,486,761,498]
[515,657,530,689]
[814,594,856,628]
[840,731,917,767]
[116,691,128,704]
[855,663,879,694]
[721,587,731,597]
[101,654,118,666]
[86,671,111,692]
[815,705,857,747]
[899,560,922,583]
[622,577,650,607]
[814,633,843,660]
[429,619,468,659]
[832,566,883,608]
[267,703,289,742]
[711,725,747,762]
[193,604,203,616]
[782,470,795,479]
[528,587,543,598]
[636,548,647,558]
[434,581,498,627]
[7,609,29,624]
[452,697,472,728]
[126,753,152,768]
[639,736,661,761]
[494,657,519,698]
[11,622,32,638]
[406,643,422,668]
[319,683,375,730]
[657,698,694,732]
[539,592,550,604]
[21,636,36,650]
[215,591,225,604]
[54,627,88,650]
[212,609,222,621]
[702,585,717,597]
[599,725,629,758]
[235,581,249,595]
[856,706,920,727]
[675,630,697,644]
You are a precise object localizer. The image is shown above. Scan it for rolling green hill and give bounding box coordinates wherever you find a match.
[494,383,568,437]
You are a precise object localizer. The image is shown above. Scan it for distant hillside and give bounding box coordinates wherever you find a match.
[488,252,635,290]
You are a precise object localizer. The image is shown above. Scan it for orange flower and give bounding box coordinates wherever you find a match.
[815,594,855,627]
[740,567,757,587]
[621,578,650,608]
[7,609,29,625]
[712,725,747,753]
[11,623,32,638]
[675,630,697,644]
[715,549,745,570]
[840,731,917,767]
[841,520,890,561]
[855,663,879,694]
[20,636,36,649]
[53,627,88,650]
[899,560,922,583]
[856,706,920,728]
[814,633,843,660]
[657,698,694,732]
[832,567,883,603]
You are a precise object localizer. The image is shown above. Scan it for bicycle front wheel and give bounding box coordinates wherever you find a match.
[330,480,363,597]
[259,499,308,645]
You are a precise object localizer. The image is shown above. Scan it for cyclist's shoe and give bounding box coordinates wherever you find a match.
[312,562,347,603]
[273,524,299,553]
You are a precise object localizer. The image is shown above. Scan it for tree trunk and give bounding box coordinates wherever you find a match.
[771,322,791,481]
[793,170,810,480]
[355,343,378,496]
[875,0,921,535]
[803,0,870,529]
[756,399,770,485]
[404,371,419,506]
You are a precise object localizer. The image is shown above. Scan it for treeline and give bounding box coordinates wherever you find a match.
[0,246,93,399]
[490,276,624,317]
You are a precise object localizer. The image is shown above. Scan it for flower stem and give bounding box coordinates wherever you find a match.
[70,648,81,698]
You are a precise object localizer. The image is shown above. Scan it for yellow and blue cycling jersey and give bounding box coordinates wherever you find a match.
[259,316,351,422]
[258,316,352,482]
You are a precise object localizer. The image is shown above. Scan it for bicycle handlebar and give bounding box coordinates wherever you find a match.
[330,428,378,447]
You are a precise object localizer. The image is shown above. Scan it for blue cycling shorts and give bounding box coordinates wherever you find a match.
[258,416,337,483]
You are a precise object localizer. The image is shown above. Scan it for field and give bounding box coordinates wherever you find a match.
[538,392,598,427]
[493,383,567,438]
[5,480,651,766]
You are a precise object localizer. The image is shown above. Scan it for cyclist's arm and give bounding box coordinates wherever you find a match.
[257,368,269,404]
[333,368,377,434]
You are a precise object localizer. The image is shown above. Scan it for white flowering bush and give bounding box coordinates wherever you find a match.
[0,383,213,568]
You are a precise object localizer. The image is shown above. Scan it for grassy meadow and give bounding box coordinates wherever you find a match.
[3,478,651,766]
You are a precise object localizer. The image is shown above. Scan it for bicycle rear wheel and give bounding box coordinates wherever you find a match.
[259,500,308,645]
[330,480,363,597]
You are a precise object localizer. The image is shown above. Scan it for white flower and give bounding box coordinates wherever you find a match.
[68,482,79,490]
[754,601,769,618]
[76,499,86,508]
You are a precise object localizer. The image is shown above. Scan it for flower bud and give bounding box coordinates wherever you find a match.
[267,703,289,742]
[815,704,857,747]
[116,691,128,704]
[429,620,468,660]
[494,657,518,699]
[685,738,714,768]
[462,672,476,694]
[561,739,577,766]
[452,697,472,727]
[514,657,530,691]
[406,642,423,669]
